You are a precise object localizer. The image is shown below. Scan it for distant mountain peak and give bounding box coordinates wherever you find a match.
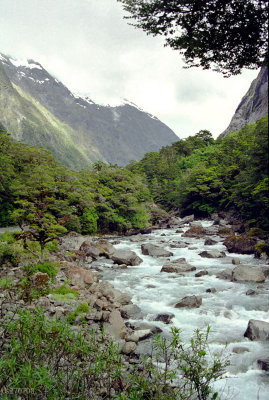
[0,51,178,167]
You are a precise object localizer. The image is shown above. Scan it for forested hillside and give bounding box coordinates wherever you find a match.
[0,127,167,232]
[127,116,269,230]
[0,115,268,234]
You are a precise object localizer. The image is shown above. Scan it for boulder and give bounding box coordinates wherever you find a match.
[244,319,269,341]
[121,341,137,354]
[232,257,241,265]
[195,270,209,277]
[59,232,85,251]
[199,250,226,258]
[130,234,143,242]
[154,313,175,324]
[170,243,188,249]
[161,258,196,273]
[206,288,216,293]
[175,295,202,308]
[232,346,250,354]
[257,358,269,371]
[141,244,173,258]
[103,310,127,340]
[216,268,233,280]
[111,250,143,266]
[204,226,220,236]
[68,265,94,288]
[79,241,100,259]
[232,265,266,283]
[182,226,206,238]
[95,239,115,257]
[246,289,256,296]
[224,235,256,254]
[125,329,152,343]
[120,304,142,319]
[204,238,217,245]
[182,214,195,223]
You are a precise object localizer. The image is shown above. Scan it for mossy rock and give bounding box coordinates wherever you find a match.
[255,242,269,258]
[224,235,256,254]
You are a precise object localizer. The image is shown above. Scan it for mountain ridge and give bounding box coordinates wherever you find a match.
[0,53,178,168]
[220,67,268,137]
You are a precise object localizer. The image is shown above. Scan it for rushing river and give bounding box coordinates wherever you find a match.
[97,220,269,400]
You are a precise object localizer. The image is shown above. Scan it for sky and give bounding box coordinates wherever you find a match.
[0,0,258,138]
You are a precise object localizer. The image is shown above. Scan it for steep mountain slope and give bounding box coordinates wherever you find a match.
[0,61,94,170]
[0,53,178,166]
[220,67,268,137]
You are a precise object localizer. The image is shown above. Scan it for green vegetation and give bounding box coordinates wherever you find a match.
[23,261,59,280]
[51,283,80,302]
[128,116,269,230]
[66,303,90,324]
[0,127,153,236]
[118,0,268,76]
[0,308,229,399]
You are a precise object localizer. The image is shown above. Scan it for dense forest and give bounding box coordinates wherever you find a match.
[0,115,268,236]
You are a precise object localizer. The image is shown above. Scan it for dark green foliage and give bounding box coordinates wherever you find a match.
[0,128,153,234]
[118,0,268,76]
[23,262,59,280]
[0,308,229,399]
[129,116,269,229]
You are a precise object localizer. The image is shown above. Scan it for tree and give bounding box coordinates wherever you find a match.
[118,0,268,76]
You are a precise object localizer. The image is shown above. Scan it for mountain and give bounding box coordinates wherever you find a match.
[0,53,178,168]
[219,67,268,137]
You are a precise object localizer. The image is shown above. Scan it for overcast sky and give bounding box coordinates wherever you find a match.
[0,0,258,138]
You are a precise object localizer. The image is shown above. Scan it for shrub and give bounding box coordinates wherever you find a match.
[23,262,59,280]
[0,308,229,400]
[51,284,79,302]
[66,303,90,324]
[0,276,14,289]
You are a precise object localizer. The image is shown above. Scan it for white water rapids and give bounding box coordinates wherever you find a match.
[97,220,269,400]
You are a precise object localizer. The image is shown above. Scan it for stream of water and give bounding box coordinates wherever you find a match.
[98,220,269,400]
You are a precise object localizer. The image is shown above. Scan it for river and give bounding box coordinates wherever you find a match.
[97,220,269,400]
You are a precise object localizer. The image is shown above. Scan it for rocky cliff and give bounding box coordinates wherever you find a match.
[220,67,268,137]
[0,53,178,167]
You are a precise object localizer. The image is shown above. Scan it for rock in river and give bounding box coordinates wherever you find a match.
[141,243,173,258]
[244,319,269,341]
[111,250,143,266]
[161,258,196,273]
[175,295,202,308]
[232,265,267,283]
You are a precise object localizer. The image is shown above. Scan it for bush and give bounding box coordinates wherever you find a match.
[51,283,79,302]
[66,303,90,324]
[0,309,229,400]
[23,261,59,280]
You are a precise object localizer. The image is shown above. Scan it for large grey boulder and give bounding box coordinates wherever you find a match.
[175,295,202,308]
[141,243,173,258]
[199,250,226,258]
[161,258,196,273]
[244,319,269,341]
[79,241,100,259]
[103,310,127,340]
[120,304,142,319]
[95,239,115,257]
[232,265,267,283]
[111,250,143,266]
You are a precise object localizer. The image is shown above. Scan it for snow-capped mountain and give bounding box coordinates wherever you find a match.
[0,53,178,167]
